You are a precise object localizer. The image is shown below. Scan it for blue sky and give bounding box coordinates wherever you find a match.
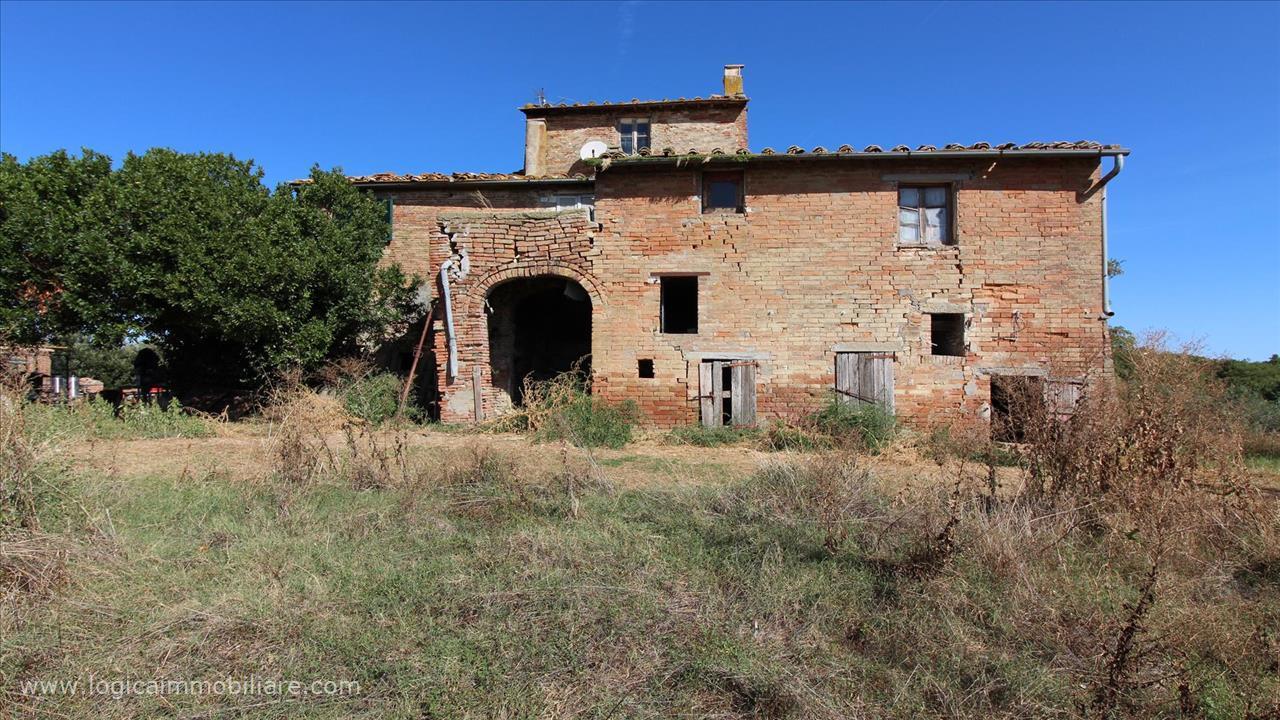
[2,1,1277,359]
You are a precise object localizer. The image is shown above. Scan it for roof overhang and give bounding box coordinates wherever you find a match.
[590,147,1130,171]
[350,177,594,189]
[520,97,748,117]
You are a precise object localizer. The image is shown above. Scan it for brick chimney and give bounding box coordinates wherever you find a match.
[723,64,744,97]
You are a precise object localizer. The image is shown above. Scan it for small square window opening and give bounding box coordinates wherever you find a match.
[899,186,953,246]
[637,359,655,378]
[930,313,965,357]
[659,276,698,334]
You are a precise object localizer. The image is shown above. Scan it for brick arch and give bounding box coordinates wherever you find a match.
[459,262,605,315]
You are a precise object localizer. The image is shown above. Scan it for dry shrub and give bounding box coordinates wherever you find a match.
[341,423,410,490]
[262,372,418,495]
[438,445,526,520]
[1,370,39,530]
[263,378,340,488]
[0,531,70,625]
[312,356,376,389]
[911,334,1279,716]
[1020,336,1250,509]
[728,453,884,554]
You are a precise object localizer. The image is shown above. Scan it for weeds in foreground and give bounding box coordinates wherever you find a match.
[4,340,1278,719]
[4,437,1277,718]
[755,397,900,454]
[488,364,640,449]
[1,373,40,530]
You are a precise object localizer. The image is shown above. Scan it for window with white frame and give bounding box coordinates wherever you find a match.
[618,118,651,155]
[544,194,596,221]
[898,186,953,246]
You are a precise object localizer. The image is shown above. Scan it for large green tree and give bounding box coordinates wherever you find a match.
[2,148,420,391]
[0,149,115,342]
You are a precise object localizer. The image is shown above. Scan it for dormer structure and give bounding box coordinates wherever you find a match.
[520,65,749,176]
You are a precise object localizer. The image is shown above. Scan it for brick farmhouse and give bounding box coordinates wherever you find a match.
[357,65,1128,430]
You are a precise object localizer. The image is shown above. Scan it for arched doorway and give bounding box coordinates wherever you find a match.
[486,275,592,406]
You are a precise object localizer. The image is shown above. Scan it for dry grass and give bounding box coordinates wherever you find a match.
[2,340,1277,718]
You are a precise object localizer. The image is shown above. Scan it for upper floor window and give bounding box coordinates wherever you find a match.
[899,186,953,246]
[619,118,651,155]
[703,171,744,213]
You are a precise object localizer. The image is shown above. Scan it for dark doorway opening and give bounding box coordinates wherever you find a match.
[487,276,592,406]
[991,375,1044,443]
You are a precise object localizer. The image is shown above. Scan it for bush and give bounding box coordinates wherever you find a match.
[340,372,407,425]
[99,398,214,439]
[809,397,898,452]
[1231,386,1280,434]
[23,396,214,441]
[494,367,641,449]
[536,394,639,450]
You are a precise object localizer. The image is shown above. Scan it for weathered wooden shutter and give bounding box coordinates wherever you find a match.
[383,199,395,245]
[699,359,757,427]
[835,352,895,411]
[1045,378,1082,420]
[730,362,756,426]
[699,360,718,427]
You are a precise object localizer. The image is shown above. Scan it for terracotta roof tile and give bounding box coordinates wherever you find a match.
[330,171,590,185]
[519,96,748,114]
[599,140,1126,162]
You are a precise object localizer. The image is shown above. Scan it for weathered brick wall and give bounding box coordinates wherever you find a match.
[434,211,600,420]
[371,185,598,422]
[531,104,747,176]
[375,156,1111,427]
[379,186,563,279]
[587,157,1110,427]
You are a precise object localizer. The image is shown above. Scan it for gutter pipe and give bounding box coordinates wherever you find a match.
[1093,155,1125,318]
[439,259,458,380]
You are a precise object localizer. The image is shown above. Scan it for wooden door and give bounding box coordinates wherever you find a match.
[730,362,756,426]
[700,360,757,427]
[835,352,895,411]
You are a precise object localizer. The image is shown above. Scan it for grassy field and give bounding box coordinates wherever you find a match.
[3,364,1279,718]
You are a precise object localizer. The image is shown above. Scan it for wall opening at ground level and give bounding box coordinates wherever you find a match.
[486,276,592,406]
[990,374,1045,443]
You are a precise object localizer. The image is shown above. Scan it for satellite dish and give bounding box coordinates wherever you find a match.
[579,140,609,160]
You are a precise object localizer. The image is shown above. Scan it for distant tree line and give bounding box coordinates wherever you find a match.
[1,148,422,394]
[1113,326,1280,433]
